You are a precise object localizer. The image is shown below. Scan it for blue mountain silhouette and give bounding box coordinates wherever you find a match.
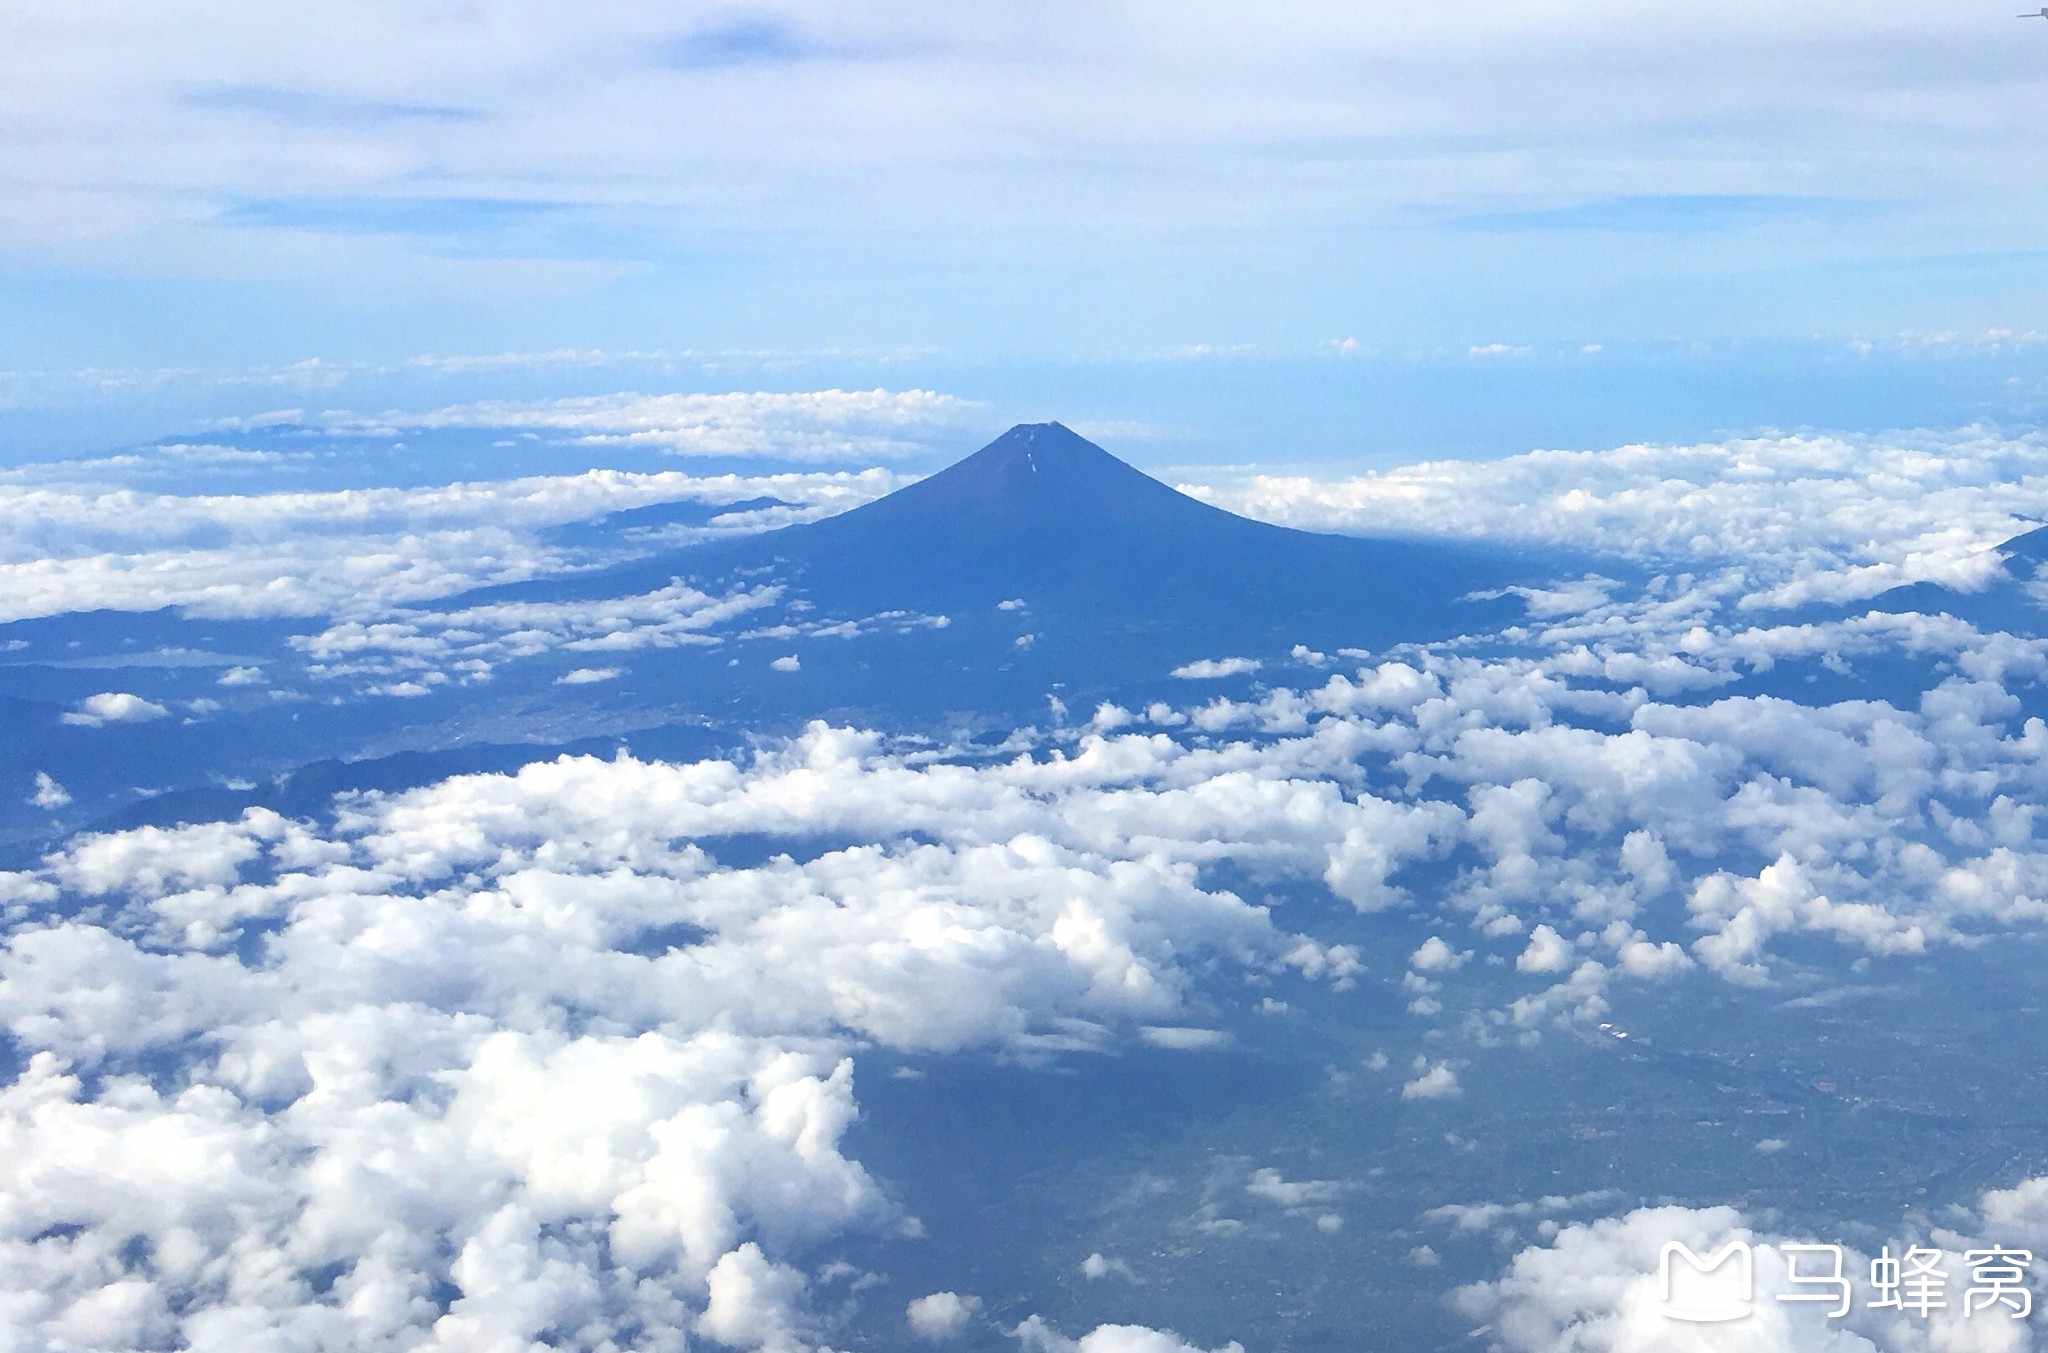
[544,422,1540,662]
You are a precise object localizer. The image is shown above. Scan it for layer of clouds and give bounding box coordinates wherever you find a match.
[1459,1185,2048,1352]
[15,579,2048,1344]
[0,458,894,551]
[0,457,896,623]
[288,586,958,691]
[0,724,1387,1348]
[1188,429,2048,605]
[13,583,2048,1342]
[0,384,940,635]
[293,580,785,676]
[319,388,971,460]
[1112,596,2048,1020]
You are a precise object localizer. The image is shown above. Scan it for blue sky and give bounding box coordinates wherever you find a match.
[4,1,2048,461]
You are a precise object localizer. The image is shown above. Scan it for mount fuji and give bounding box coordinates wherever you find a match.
[506,421,1545,689]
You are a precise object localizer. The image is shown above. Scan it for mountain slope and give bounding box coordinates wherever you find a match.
[1859,521,2048,635]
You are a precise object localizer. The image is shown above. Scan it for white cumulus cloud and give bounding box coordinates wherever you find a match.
[906,1291,983,1341]
[1170,657,1261,680]
[60,692,170,727]
[1402,1061,1461,1100]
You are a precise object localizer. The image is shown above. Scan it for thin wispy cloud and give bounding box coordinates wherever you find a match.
[0,1,2036,285]
[660,17,823,70]
[184,83,486,126]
